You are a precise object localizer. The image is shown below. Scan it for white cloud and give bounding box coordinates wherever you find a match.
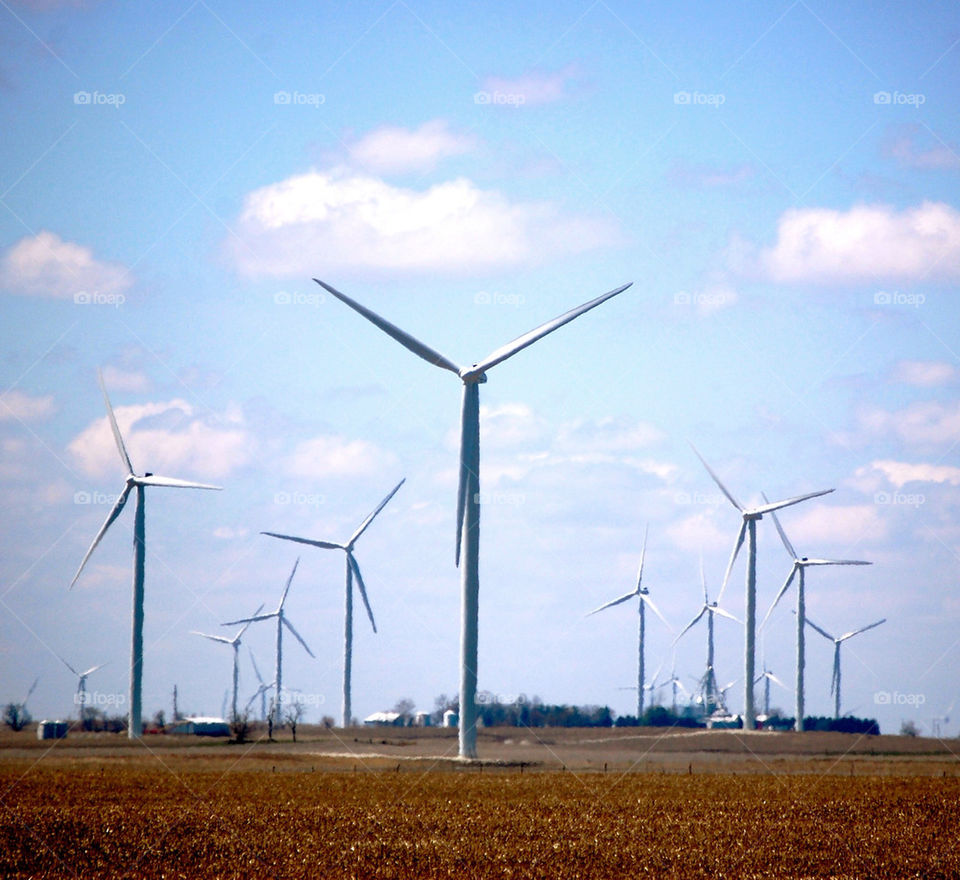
[856,400,960,447]
[346,120,476,174]
[853,460,960,490]
[283,434,397,480]
[213,526,250,540]
[479,403,548,449]
[0,390,55,421]
[230,170,617,278]
[884,128,960,170]
[666,511,731,553]
[0,230,131,299]
[738,202,960,283]
[101,366,151,393]
[785,503,889,547]
[891,360,957,387]
[480,65,579,105]
[68,399,252,480]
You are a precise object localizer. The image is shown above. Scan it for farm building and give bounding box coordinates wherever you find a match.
[362,711,405,727]
[168,717,230,737]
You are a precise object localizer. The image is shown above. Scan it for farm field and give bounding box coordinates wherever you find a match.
[3,727,960,877]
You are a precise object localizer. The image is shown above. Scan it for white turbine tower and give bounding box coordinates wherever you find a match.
[54,654,105,728]
[689,445,833,730]
[223,559,314,725]
[191,604,263,721]
[262,478,404,728]
[805,615,886,718]
[316,277,632,758]
[673,557,739,716]
[70,370,222,738]
[587,526,670,718]
[760,503,871,731]
[247,649,270,721]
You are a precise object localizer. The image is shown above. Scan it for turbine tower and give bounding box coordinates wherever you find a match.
[760,503,871,731]
[689,445,833,730]
[224,559,314,725]
[70,370,222,738]
[191,604,262,720]
[805,615,885,718]
[54,654,104,728]
[262,478,405,728]
[316,277,632,758]
[673,557,739,716]
[587,526,669,718]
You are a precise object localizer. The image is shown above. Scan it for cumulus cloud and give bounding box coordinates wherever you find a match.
[733,201,960,283]
[479,65,580,105]
[0,230,132,299]
[230,170,617,278]
[884,127,960,170]
[68,399,252,480]
[785,503,889,547]
[852,460,960,490]
[891,360,957,387]
[282,434,397,480]
[346,120,476,174]
[855,400,960,447]
[0,390,55,421]
[100,366,151,393]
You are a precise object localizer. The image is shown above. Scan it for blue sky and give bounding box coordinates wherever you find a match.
[2,0,959,735]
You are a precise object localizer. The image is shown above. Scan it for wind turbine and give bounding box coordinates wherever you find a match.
[54,654,105,728]
[223,559,314,725]
[315,277,632,758]
[754,665,788,718]
[262,478,405,728]
[191,604,263,721]
[657,664,688,715]
[248,649,269,721]
[760,503,871,731]
[673,556,739,716]
[587,526,669,718]
[689,445,833,729]
[805,615,886,718]
[69,370,222,738]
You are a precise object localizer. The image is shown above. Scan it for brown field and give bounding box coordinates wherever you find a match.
[3,725,960,878]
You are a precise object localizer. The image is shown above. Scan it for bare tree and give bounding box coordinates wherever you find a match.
[284,699,305,742]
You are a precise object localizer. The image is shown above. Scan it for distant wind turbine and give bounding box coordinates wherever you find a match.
[689,445,833,729]
[191,604,263,720]
[247,649,270,721]
[673,556,739,716]
[587,526,670,718]
[760,502,871,731]
[754,665,788,718]
[223,559,314,725]
[657,663,688,714]
[316,277,632,757]
[805,615,886,718]
[70,369,222,738]
[262,478,404,728]
[54,654,105,727]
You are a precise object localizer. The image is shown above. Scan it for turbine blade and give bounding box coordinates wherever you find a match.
[54,652,79,677]
[236,604,265,640]
[640,594,670,629]
[804,615,835,641]
[348,553,377,633]
[839,618,886,641]
[25,678,38,702]
[717,519,747,605]
[762,495,797,560]
[222,613,275,626]
[348,478,405,547]
[689,443,743,511]
[753,488,834,516]
[699,552,707,605]
[282,615,315,658]
[768,672,787,689]
[455,385,479,567]
[249,649,264,685]
[672,609,705,645]
[805,559,872,566]
[279,558,300,609]
[711,605,740,624]
[587,591,635,616]
[69,485,132,588]
[635,523,649,591]
[192,631,233,645]
[760,565,797,629]
[137,475,222,490]
[98,368,133,473]
[470,283,632,376]
[80,663,104,678]
[315,279,461,374]
[261,531,343,550]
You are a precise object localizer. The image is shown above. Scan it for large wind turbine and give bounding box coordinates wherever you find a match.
[54,654,104,728]
[315,278,632,758]
[690,445,833,729]
[587,526,669,718]
[805,615,885,718]
[262,479,404,728]
[191,604,263,721]
[70,370,222,738]
[673,557,739,716]
[223,559,314,725]
[760,503,871,731]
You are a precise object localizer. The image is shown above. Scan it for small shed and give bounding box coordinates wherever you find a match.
[37,720,68,740]
[413,711,432,727]
[362,711,404,727]
[169,716,231,737]
[442,709,458,728]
